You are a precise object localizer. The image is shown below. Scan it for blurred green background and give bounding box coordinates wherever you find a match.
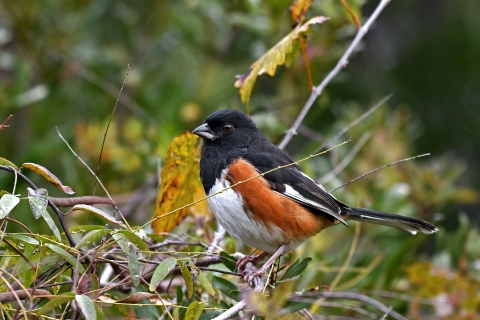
[1,0,479,317]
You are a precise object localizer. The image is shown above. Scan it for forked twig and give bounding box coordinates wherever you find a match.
[278,0,392,149]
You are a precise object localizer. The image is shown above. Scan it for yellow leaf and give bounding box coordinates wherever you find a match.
[152,133,210,233]
[234,16,328,105]
[291,0,312,22]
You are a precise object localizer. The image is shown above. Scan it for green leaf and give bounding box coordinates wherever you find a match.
[112,234,129,254]
[6,234,39,246]
[128,244,140,288]
[94,303,106,320]
[280,257,312,281]
[118,230,150,252]
[0,157,19,170]
[70,204,126,228]
[27,187,48,220]
[29,192,62,242]
[76,229,111,249]
[283,300,311,314]
[37,292,75,316]
[75,294,97,320]
[184,301,204,320]
[22,162,74,194]
[149,257,177,292]
[196,269,217,302]
[70,225,106,233]
[0,194,20,219]
[219,251,237,272]
[212,276,240,301]
[178,260,193,298]
[45,243,85,273]
[176,285,183,303]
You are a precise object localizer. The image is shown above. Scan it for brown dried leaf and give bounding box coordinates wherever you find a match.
[152,133,210,233]
[234,16,329,105]
[22,162,75,194]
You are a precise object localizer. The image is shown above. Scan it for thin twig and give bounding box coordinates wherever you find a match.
[330,153,430,192]
[278,0,392,149]
[55,128,132,231]
[212,262,264,320]
[319,131,371,184]
[291,291,408,320]
[93,65,130,194]
[207,224,226,253]
[313,94,392,153]
[0,114,12,130]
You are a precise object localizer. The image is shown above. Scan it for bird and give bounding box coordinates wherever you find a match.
[192,109,438,286]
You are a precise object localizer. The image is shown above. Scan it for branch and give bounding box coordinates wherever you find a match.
[212,262,263,320]
[0,289,52,303]
[278,0,392,149]
[207,224,226,253]
[0,114,12,130]
[0,165,77,247]
[49,196,115,207]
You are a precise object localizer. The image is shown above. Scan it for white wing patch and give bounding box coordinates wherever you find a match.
[281,184,347,225]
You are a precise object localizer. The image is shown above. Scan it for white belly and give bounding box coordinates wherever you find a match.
[207,179,302,253]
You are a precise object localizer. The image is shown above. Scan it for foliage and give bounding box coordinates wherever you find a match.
[0,0,479,319]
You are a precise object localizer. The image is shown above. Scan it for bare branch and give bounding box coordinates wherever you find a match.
[278,0,392,149]
[0,114,12,130]
[49,196,115,207]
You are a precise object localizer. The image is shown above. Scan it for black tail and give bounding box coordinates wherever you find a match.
[347,207,438,235]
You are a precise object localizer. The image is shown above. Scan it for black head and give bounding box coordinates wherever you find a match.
[192,110,267,192]
[192,109,262,148]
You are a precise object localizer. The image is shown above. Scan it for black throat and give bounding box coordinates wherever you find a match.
[199,140,248,193]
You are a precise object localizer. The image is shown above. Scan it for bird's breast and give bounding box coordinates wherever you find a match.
[205,160,331,253]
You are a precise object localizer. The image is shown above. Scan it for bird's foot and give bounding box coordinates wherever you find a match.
[236,252,268,275]
[243,266,267,288]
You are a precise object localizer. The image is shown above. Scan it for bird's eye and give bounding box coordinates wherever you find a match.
[222,124,233,132]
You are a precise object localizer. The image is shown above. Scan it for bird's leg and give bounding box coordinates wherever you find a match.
[244,244,287,288]
[236,251,268,275]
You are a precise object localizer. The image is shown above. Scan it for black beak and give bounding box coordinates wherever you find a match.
[192,123,215,141]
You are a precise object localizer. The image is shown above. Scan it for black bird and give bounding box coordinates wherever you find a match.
[193,109,438,285]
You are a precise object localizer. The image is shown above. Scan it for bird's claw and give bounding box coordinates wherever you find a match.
[244,269,264,288]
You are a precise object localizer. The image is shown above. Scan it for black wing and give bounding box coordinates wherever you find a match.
[243,147,348,225]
